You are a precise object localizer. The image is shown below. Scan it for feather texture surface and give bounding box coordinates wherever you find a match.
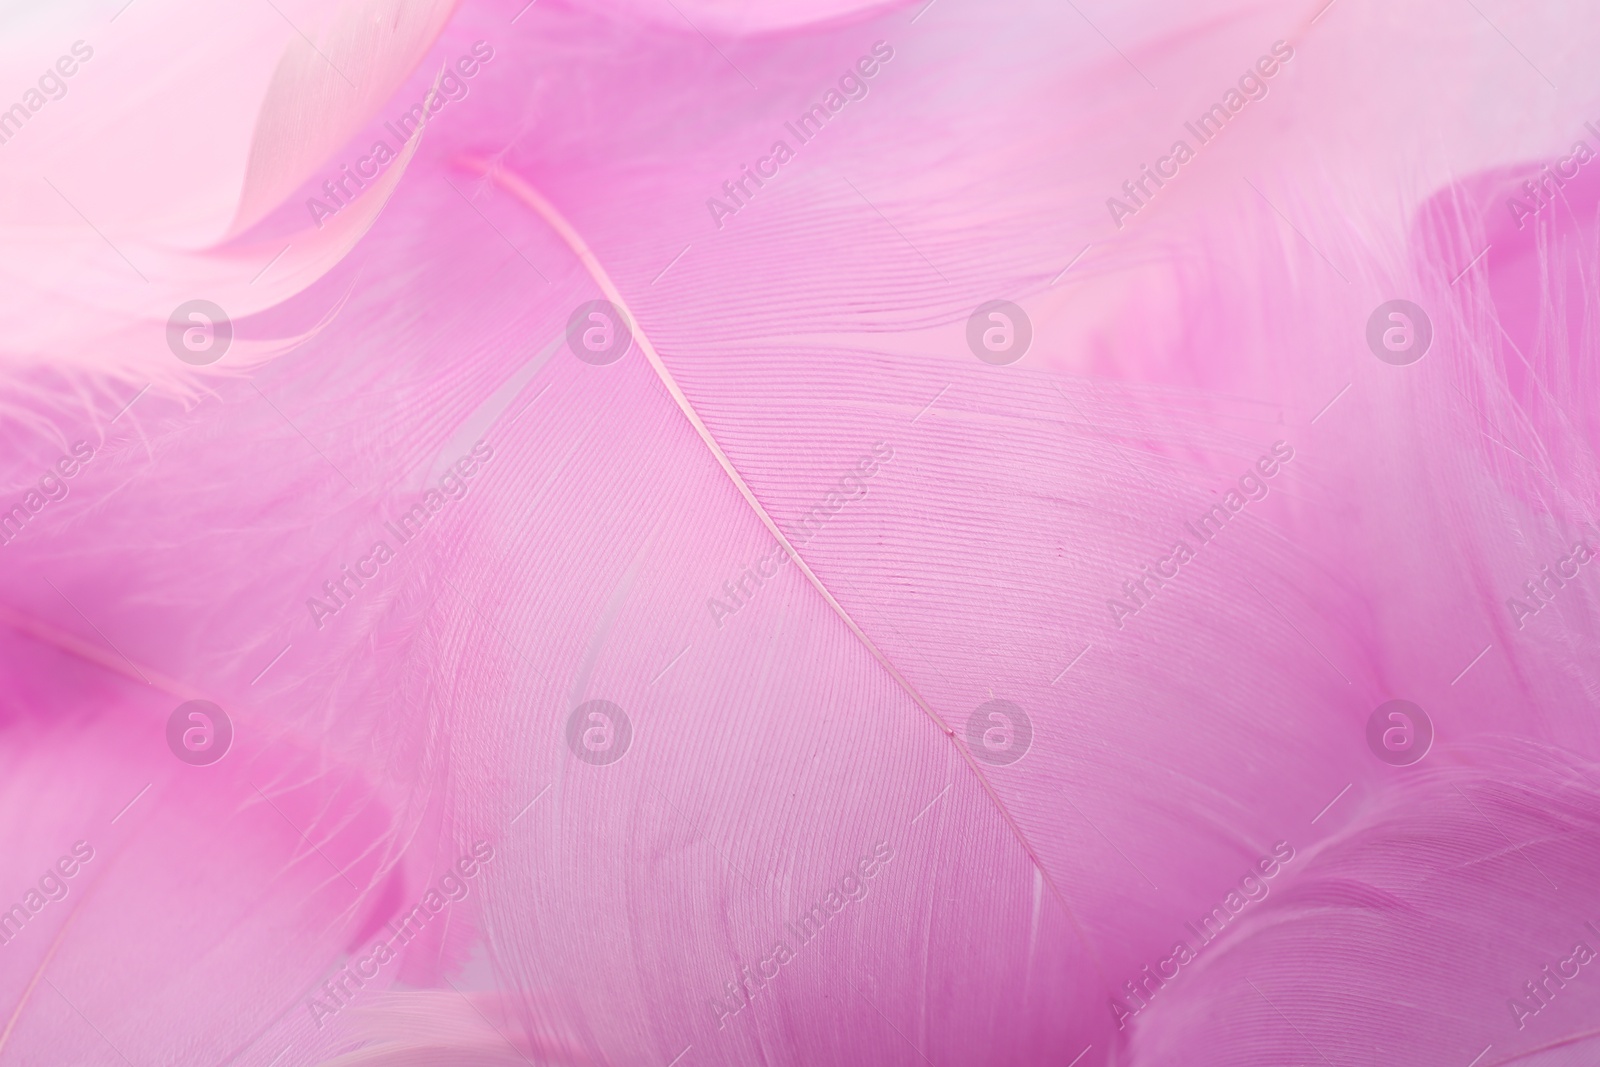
[0,0,1597,1065]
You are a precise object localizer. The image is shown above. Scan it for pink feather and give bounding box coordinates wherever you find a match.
[1,0,1598,1064]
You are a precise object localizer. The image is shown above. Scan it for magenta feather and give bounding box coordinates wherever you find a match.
[1,0,1598,1064]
